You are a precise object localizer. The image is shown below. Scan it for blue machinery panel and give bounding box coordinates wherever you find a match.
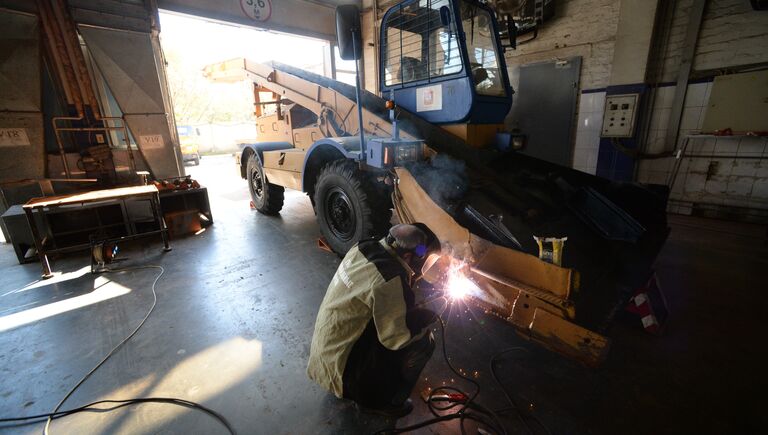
[379,0,512,125]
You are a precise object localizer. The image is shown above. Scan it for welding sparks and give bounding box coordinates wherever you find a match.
[444,261,481,300]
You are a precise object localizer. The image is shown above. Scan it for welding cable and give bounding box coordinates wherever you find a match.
[0,266,235,435]
[375,312,507,435]
[42,266,165,435]
[0,397,235,434]
[489,348,551,435]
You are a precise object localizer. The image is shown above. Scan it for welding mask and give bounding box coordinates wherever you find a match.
[387,223,441,274]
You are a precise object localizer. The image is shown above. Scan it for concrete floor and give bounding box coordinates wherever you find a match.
[1,154,766,434]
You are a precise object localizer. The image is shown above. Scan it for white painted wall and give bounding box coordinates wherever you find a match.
[560,0,768,213]
[190,123,258,154]
[637,80,768,213]
[634,0,768,212]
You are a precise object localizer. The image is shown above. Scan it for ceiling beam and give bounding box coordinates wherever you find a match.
[157,0,339,41]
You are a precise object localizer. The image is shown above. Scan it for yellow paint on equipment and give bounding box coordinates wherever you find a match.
[393,167,609,367]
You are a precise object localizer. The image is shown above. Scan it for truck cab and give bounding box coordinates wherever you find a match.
[209,0,519,254]
[380,0,512,128]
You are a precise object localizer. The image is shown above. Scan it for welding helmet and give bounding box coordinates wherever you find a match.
[387,223,441,259]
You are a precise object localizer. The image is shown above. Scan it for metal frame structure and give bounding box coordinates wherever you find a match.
[22,185,170,278]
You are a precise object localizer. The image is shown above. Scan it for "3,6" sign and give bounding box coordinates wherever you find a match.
[240,0,272,22]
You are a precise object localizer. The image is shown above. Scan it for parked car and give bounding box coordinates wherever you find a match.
[177,125,201,165]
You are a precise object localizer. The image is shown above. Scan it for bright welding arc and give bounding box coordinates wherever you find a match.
[444,261,481,301]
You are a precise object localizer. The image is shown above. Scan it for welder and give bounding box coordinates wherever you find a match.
[307,223,441,417]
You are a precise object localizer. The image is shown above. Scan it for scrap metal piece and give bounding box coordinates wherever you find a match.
[526,308,610,368]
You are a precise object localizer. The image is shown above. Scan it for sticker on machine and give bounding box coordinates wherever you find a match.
[139,134,165,150]
[0,128,30,147]
[416,84,442,112]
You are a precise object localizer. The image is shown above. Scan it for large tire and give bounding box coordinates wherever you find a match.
[247,153,284,215]
[193,155,200,166]
[314,160,392,255]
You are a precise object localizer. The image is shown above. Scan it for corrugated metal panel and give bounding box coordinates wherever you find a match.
[0,11,41,112]
[69,0,152,32]
[79,25,182,178]
[0,9,45,181]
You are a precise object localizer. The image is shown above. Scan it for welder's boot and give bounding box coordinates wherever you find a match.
[356,398,414,418]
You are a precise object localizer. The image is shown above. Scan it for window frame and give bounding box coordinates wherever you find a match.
[380,0,466,89]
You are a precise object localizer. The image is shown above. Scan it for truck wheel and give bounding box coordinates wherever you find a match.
[247,154,284,215]
[314,160,391,255]
[193,155,200,166]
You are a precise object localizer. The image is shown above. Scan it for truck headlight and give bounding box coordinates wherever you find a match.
[395,143,420,164]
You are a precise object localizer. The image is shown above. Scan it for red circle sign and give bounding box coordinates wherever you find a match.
[240,0,272,22]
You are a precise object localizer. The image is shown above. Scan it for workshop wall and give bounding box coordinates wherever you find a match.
[510,0,768,218]
[637,0,768,217]
[505,0,621,91]
[362,9,378,92]
[655,0,768,83]
[504,0,621,175]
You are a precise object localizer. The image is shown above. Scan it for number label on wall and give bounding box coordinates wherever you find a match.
[240,0,272,22]
[139,134,165,150]
[0,128,31,147]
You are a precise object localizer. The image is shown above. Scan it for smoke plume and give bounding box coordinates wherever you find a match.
[405,154,468,213]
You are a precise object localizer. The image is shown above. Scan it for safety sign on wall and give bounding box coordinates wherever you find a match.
[0,128,30,147]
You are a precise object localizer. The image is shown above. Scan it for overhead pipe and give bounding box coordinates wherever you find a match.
[48,0,89,117]
[51,0,102,120]
[36,0,83,117]
[39,16,73,106]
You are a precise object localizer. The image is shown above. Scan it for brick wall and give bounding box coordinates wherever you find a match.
[656,0,768,82]
[505,0,621,91]
[563,0,768,215]
[636,0,768,214]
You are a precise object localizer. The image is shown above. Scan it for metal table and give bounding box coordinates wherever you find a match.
[23,185,170,279]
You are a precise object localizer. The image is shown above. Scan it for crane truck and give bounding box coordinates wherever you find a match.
[203,0,669,366]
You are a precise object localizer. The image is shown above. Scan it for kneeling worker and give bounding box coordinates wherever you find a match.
[308,223,441,417]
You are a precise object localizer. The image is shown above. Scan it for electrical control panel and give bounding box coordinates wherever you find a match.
[601,94,639,138]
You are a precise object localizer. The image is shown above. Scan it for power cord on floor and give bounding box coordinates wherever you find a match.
[378,297,553,435]
[375,309,508,435]
[0,266,236,435]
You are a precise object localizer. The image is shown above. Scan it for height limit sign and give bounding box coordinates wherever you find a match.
[240,0,272,22]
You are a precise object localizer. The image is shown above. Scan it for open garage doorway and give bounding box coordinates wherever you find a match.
[157,12,339,221]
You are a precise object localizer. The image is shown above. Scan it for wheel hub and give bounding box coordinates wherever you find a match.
[325,187,355,241]
[251,167,264,198]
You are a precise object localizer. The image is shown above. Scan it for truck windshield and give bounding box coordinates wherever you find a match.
[460,2,506,97]
[382,0,506,97]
